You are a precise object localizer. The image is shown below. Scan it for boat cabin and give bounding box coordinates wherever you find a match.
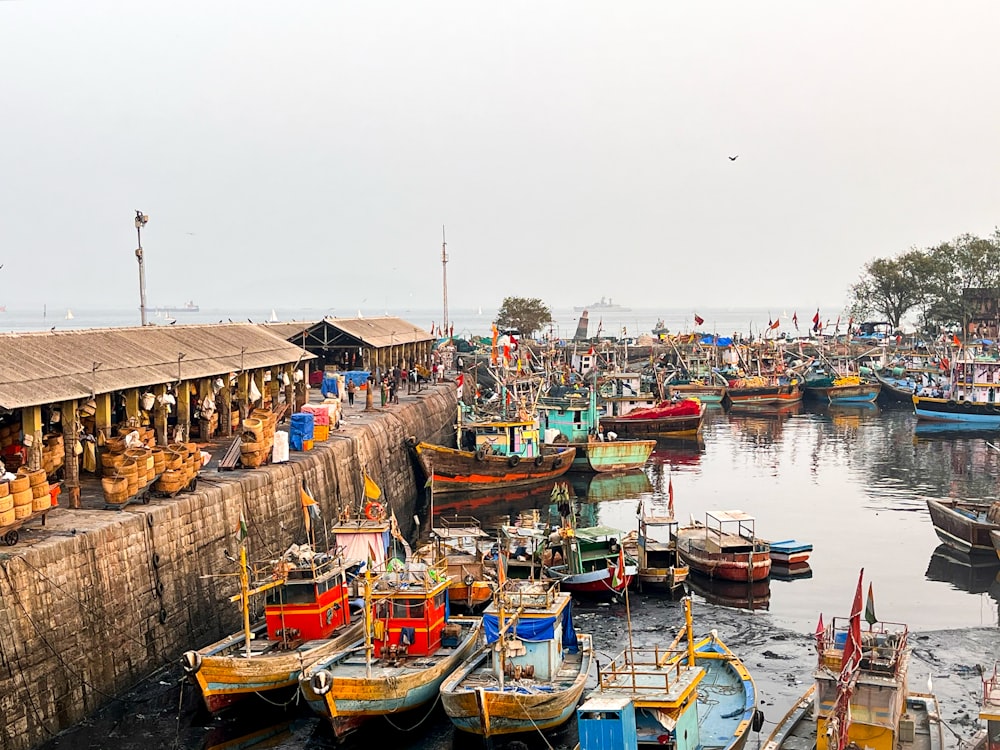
[264,553,354,642]
[598,373,660,417]
[538,387,599,443]
[563,525,625,575]
[948,357,1000,403]
[466,418,541,458]
[815,618,909,750]
[485,581,577,683]
[577,695,640,750]
[696,511,764,555]
[370,562,451,659]
[638,515,681,572]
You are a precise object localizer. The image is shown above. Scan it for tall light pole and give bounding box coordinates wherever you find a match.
[441,225,449,340]
[135,210,149,326]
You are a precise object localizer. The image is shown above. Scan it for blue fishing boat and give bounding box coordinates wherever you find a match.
[577,596,760,750]
[440,578,592,737]
[912,355,1000,425]
[539,383,655,472]
[299,559,481,739]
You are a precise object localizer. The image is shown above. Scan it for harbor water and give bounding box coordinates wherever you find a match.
[42,401,1000,750]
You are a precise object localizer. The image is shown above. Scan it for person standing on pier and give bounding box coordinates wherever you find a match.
[347,378,355,407]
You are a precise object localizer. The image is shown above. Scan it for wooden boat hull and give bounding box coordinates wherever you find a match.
[636,563,688,590]
[448,580,494,613]
[599,403,706,438]
[675,529,771,581]
[413,442,575,493]
[548,563,635,595]
[441,633,593,736]
[300,619,481,738]
[550,439,655,472]
[926,498,1000,554]
[727,384,802,407]
[913,395,1000,424]
[804,383,880,403]
[189,621,364,713]
[874,371,918,403]
[768,539,812,566]
[992,530,1000,562]
[666,383,727,403]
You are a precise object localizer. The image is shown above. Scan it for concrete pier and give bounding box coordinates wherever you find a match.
[0,385,456,750]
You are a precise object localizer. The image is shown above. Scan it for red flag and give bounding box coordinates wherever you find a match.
[611,545,627,589]
[812,310,820,326]
[503,344,510,361]
[835,569,866,750]
[694,314,705,326]
[430,321,435,333]
[769,318,780,330]
[793,311,799,330]
[835,315,841,333]
[952,334,961,347]
[587,346,595,356]
[497,550,507,588]
[668,476,675,516]
[814,612,824,641]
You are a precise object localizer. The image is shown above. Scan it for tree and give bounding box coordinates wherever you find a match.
[495,297,553,337]
[848,249,936,329]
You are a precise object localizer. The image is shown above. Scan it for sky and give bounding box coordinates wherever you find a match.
[2,1,999,314]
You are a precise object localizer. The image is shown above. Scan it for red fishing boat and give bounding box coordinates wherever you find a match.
[674,510,771,582]
[599,398,706,438]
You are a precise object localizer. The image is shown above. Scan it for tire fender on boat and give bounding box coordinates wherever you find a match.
[553,456,562,470]
[534,455,544,466]
[508,454,520,468]
[475,444,488,462]
[311,669,333,696]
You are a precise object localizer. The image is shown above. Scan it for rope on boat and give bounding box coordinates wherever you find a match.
[252,686,300,707]
[512,693,555,750]
[382,691,443,732]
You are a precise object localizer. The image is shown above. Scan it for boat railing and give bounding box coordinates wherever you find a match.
[983,662,1000,711]
[435,516,483,535]
[820,619,908,675]
[496,578,560,609]
[369,556,450,592]
[595,646,690,693]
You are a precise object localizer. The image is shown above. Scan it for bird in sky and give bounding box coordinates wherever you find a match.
[728,155,739,161]
[50,326,56,332]
[247,318,253,323]
[170,319,177,325]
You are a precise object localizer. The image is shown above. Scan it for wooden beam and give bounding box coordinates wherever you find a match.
[61,400,80,508]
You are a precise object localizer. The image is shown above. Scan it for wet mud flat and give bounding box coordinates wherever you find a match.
[39,596,999,750]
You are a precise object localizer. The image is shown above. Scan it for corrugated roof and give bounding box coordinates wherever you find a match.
[259,321,320,340]
[0,324,314,409]
[325,317,436,348]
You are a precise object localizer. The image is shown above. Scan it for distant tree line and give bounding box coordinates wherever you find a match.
[848,229,1000,333]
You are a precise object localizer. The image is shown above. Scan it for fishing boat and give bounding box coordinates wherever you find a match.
[912,355,1000,424]
[599,397,707,438]
[925,498,1000,555]
[762,570,943,750]
[545,525,636,596]
[632,499,688,593]
[874,369,919,403]
[440,578,592,737]
[299,558,481,739]
[665,378,728,404]
[674,511,771,582]
[181,540,363,713]
[416,515,495,612]
[411,401,575,493]
[768,539,812,566]
[726,374,802,408]
[802,374,881,404]
[577,596,760,750]
[539,383,655,472]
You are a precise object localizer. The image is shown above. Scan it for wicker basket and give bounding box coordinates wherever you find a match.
[0,494,12,514]
[0,481,8,499]
[104,489,129,506]
[31,494,49,512]
[240,451,264,468]
[11,488,32,507]
[151,449,166,474]
[102,476,127,495]
[31,482,50,499]
[155,470,185,494]
[240,440,261,454]
[13,504,31,520]
[0,508,14,527]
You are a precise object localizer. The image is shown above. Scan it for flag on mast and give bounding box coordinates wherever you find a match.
[363,472,382,501]
[812,309,821,332]
[668,476,675,516]
[793,311,799,330]
[694,314,705,326]
[301,481,320,535]
[611,545,627,588]
[235,509,248,543]
[864,582,877,625]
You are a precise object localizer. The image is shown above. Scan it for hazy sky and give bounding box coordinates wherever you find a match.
[2,2,998,314]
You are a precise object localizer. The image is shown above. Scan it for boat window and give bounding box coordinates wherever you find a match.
[272,582,316,605]
[316,576,340,597]
[434,592,446,609]
[375,600,389,619]
[392,598,425,619]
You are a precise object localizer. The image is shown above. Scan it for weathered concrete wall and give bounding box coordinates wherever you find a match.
[0,387,456,750]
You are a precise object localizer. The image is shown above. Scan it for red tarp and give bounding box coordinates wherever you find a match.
[617,399,701,419]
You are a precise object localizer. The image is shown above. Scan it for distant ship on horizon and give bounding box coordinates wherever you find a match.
[572,296,630,312]
[152,301,199,313]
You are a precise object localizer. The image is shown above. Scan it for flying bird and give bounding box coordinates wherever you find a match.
[247,318,253,324]
[170,319,177,325]
[728,155,739,161]
[50,326,56,332]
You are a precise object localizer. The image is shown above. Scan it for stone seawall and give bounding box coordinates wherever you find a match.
[0,387,456,750]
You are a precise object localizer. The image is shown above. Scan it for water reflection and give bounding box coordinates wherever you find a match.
[684,572,771,611]
[568,470,652,504]
[925,544,1000,599]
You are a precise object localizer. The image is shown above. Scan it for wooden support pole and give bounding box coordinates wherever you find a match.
[269,366,281,411]
[95,393,113,445]
[237,372,249,429]
[221,373,233,438]
[153,384,168,446]
[252,371,265,412]
[61,399,80,508]
[176,380,191,442]
[22,406,43,472]
[284,364,295,412]
[124,390,140,428]
[198,378,214,441]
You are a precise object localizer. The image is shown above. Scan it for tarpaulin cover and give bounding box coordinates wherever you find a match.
[484,613,556,644]
[618,399,701,419]
[300,404,330,425]
[289,412,314,450]
[321,375,339,398]
[700,335,733,346]
[562,601,579,653]
[341,370,371,387]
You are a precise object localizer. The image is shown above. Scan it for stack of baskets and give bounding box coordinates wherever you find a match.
[14,468,50,514]
[0,422,25,472]
[0,480,14,527]
[101,443,153,505]
[42,434,65,477]
[6,474,33,523]
[240,409,277,469]
[155,442,201,494]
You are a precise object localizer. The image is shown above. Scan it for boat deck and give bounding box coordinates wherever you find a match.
[459,650,584,694]
[322,640,469,679]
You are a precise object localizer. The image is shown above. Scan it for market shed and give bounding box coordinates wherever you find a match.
[262,316,435,378]
[0,323,313,506]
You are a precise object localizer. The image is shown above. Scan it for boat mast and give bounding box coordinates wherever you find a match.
[441,225,449,341]
[240,543,252,659]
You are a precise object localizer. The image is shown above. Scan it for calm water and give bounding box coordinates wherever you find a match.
[44,401,1000,750]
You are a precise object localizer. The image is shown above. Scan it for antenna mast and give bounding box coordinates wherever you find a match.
[441,226,449,338]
